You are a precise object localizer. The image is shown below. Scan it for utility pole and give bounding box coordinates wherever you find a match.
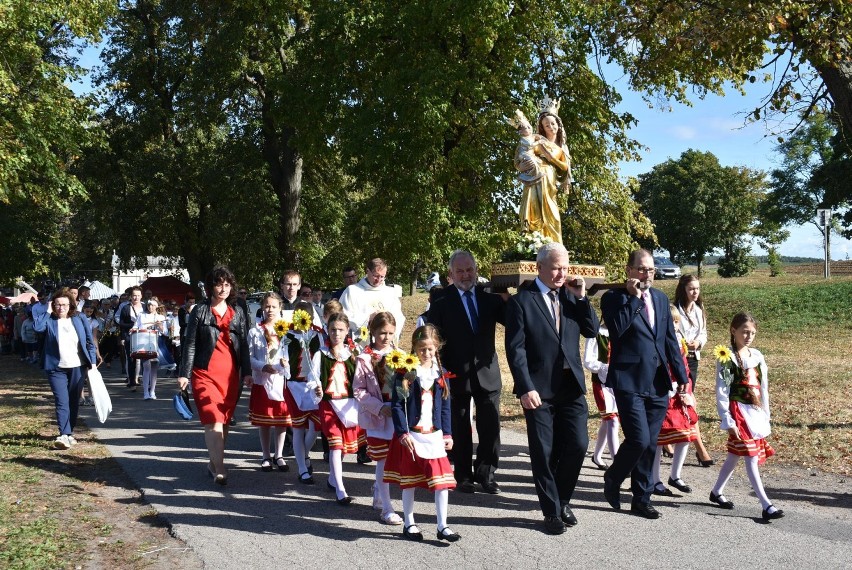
[817,208,831,279]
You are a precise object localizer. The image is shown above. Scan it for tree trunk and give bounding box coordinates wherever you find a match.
[816,45,852,144]
[260,105,302,269]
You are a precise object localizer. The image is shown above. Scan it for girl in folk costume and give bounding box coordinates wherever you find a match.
[384,325,460,543]
[247,293,292,472]
[135,297,168,400]
[709,313,784,521]
[651,307,699,497]
[582,322,619,469]
[353,311,403,525]
[283,301,323,484]
[308,312,360,505]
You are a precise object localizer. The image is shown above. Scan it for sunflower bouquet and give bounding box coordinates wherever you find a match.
[291,309,313,333]
[385,348,420,401]
[352,324,370,354]
[714,344,735,387]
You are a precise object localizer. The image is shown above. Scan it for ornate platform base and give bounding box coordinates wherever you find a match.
[489,260,606,292]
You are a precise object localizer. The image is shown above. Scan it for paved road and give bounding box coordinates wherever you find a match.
[87,368,852,569]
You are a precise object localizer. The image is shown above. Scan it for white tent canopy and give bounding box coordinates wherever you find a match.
[84,280,119,300]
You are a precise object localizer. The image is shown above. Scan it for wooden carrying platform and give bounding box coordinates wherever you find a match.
[489,261,607,293]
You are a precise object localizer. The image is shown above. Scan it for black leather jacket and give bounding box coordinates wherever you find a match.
[179,301,251,379]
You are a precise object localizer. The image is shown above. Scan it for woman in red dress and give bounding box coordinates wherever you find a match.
[178,266,252,485]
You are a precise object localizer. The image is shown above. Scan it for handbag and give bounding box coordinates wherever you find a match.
[87,367,112,424]
[173,387,194,420]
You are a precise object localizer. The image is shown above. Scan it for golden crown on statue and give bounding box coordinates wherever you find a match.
[537,96,560,116]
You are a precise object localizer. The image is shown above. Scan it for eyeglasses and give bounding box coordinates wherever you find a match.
[54,303,70,308]
[631,266,656,275]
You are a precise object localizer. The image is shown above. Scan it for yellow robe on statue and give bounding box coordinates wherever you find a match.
[516,139,570,244]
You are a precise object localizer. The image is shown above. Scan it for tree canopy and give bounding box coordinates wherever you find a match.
[636,149,766,275]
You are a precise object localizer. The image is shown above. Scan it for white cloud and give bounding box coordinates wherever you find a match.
[668,125,698,140]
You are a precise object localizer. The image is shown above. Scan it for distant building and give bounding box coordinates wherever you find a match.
[111,253,189,293]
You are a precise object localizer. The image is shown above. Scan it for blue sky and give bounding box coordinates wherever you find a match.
[611,75,850,260]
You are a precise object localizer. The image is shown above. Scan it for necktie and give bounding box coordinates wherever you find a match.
[548,290,560,333]
[643,291,655,330]
[463,290,479,334]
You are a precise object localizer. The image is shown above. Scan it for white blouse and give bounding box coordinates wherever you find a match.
[677,303,707,359]
[57,318,82,368]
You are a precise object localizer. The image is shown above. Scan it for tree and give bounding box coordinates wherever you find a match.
[636,150,766,276]
[0,0,113,277]
[591,1,852,137]
[764,112,850,246]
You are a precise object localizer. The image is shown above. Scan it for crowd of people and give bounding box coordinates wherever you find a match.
[1,246,783,538]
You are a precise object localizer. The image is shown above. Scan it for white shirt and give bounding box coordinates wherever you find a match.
[57,318,82,368]
[339,277,405,340]
[677,303,707,359]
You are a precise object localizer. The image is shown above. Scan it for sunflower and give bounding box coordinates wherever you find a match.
[402,353,420,372]
[680,337,689,355]
[292,309,312,332]
[713,344,732,363]
[386,349,406,370]
[273,319,291,338]
[358,325,369,340]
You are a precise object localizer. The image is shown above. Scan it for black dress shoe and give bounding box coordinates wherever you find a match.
[653,483,674,497]
[336,495,354,506]
[630,502,661,519]
[603,475,621,510]
[560,505,578,527]
[456,480,476,493]
[477,479,501,495]
[668,477,692,493]
[403,525,423,541]
[436,528,461,542]
[543,516,567,535]
[357,448,372,464]
[709,491,735,509]
[762,506,785,520]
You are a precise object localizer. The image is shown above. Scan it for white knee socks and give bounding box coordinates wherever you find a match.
[593,422,607,463]
[435,489,450,532]
[329,449,346,499]
[653,445,663,484]
[670,442,690,481]
[712,452,740,495]
[375,459,394,514]
[607,419,620,457]
[744,455,773,510]
[402,488,416,527]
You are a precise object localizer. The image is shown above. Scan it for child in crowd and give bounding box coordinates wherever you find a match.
[309,312,359,505]
[709,312,784,521]
[283,300,323,483]
[247,292,292,472]
[651,307,699,496]
[582,322,619,469]
[20,311,38,363]
[384,325,460,542]
[135,297,167,400]
[353,311,403,525]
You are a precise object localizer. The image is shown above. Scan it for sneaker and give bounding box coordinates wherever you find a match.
[67,435,78,445]
[54,435,71,450]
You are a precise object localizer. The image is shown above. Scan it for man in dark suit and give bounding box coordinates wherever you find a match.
[600,249,688,519]
[505,243,599,534]
[428,250,506,494]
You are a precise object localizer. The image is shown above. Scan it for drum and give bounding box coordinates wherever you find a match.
[130,330,159,360]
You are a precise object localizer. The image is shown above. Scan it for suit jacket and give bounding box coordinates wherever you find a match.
[428,285,506,395]
[34,314,97,372]
[505,280,599,399]
[390,370,452,436]
[600,286,688,395]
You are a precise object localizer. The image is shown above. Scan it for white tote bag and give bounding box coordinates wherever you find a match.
[87,367,112,424]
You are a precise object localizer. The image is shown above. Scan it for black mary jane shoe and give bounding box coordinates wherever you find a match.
[336,495,354,506]
[668,477,692,493]
[436,527,461,542]
[709,491,735,509]
[590,457,609,470]
[260,457,273,472]
[403,525,424,541]
[762,506,785,521]
[298,471,315,484]
[652,483,674,497]
[274,456,289,472]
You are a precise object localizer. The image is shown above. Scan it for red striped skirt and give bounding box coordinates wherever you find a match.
[383,434,456,491]
[284,381,320,430]
[727,401,775,465]
[318,400,359,454]
[248,384,292,427]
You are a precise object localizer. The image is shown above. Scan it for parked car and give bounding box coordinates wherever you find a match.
[654,256,682,279]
